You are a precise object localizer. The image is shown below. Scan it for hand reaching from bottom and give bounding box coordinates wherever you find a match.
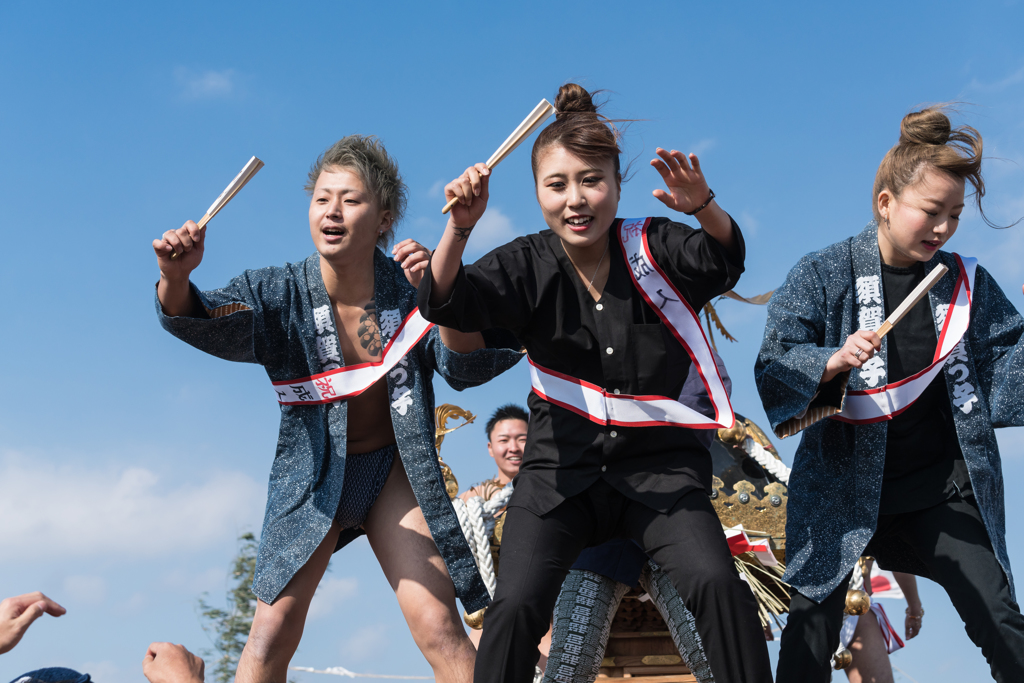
[143,642,205,683]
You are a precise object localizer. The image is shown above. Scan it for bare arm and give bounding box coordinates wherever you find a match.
[154,220,206,317]
[429,163,491,307]
[894,572,923,640]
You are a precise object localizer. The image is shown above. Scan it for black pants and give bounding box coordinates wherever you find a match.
[474,480,772,683]
[776,494,1024,682]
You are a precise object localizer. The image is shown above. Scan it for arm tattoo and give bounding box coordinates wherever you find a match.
[357,301,382,356]
[453,226,474,242]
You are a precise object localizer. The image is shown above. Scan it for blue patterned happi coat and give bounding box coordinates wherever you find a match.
[756,222,1024,603]
[157,249,523,610]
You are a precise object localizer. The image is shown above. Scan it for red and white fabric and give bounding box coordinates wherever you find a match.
[272,309,434,405]
[835,255,976,424]
[528,217,735,430]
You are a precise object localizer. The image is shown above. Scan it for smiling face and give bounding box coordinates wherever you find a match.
[309,167,391,265]
[535,145,620,254]
[877,166,965,267]
[487,418,528,485]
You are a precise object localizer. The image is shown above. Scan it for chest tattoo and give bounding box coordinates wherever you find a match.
[357,301,382,356]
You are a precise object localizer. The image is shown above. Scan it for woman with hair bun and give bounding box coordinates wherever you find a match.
[756,107,1024,682]
[420,84,773,683]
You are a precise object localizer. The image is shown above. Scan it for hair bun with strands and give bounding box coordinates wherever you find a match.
[553,83,599,119]
[899,108,953,146]
[870,104,1022,228]
[533,83,633,183]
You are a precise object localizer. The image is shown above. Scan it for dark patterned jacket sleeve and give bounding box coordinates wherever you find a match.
[155,272,267,365]
[969,265,1024,429]
[755,252,844,431]
[420,326,524,391]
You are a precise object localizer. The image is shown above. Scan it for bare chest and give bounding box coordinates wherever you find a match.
[332,299,383,365]
[331,299,397,451]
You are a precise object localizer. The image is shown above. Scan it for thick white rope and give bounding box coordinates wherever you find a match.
[464,495,497,596]
[452,482,514,597]
[740,436,791,485]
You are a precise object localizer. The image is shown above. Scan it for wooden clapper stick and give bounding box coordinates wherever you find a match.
[171,156,265,259]
[441,99,554,214]
[874,263,948,338]
[776,263,950,439]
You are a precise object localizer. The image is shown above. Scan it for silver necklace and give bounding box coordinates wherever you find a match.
[563,238,609,296]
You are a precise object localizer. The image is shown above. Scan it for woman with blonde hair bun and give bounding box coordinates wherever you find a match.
[421,83,772,683]
[756,106,1024,682]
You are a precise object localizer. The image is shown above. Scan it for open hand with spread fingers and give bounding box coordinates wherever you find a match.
[650,148,713,215]
[392,238,431,288]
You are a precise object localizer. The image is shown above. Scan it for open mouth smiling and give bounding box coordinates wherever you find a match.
[566,215,594,232]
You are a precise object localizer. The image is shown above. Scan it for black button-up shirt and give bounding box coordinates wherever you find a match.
[419,217,745,516]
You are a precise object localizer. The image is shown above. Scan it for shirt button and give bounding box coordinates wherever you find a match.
[596,303,604,311]
[610,430,618,438]
[613,388,620,395]
[606,347,614,355]
[601,465,607,472]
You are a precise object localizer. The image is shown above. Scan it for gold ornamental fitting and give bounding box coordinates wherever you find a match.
[832,648,853,669]
[717,422,747,446]
[844,589,871,616]
[464,607,486,630]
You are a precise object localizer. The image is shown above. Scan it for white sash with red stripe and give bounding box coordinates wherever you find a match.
[272,309,435,406]
[529,217,735,429]
[834,255,976,424]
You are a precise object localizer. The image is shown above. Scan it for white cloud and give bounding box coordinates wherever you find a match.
[307,577,359,620]
[738,210,760,238]
[687,138,716,158]
[175,67,237,100]
[0,453,263,561]
[466,206,518,256]
[427,180,446,198]
[967,64,1024,92]
[341,623,389,662]
[63,575,108,606]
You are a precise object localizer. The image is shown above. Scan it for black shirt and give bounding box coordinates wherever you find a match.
[419,217,744,516]
[878,261,970,514]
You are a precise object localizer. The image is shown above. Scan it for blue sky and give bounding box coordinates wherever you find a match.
[2,1,1024,681]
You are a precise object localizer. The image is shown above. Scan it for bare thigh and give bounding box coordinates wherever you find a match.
[237,523,342,683]
[846,611,894,683]
[362,457,462,625]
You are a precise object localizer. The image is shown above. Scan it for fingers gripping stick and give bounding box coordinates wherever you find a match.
[170,156,264,259]
[441,100,554,214]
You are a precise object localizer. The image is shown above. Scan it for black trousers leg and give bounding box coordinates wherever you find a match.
[896,496,1024,682]
[624,489,774,683]
[473,499,598,683]
[774,577,849,683]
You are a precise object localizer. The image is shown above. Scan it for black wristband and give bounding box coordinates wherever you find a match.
[684,188,716,216]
